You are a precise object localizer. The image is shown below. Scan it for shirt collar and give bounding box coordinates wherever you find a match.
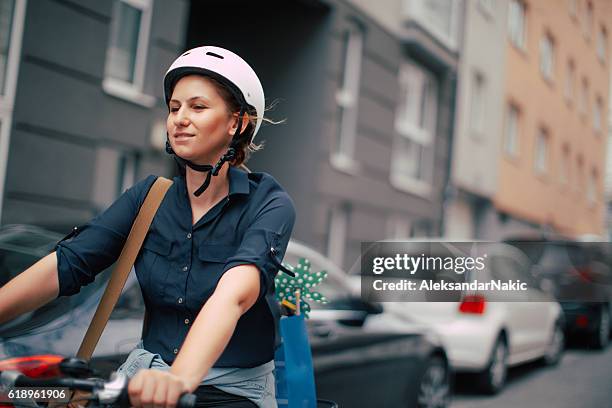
[228,166,250,197]
[176,166,250,199]
[175,166,251,197]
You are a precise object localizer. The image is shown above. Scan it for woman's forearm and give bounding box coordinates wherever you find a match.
[0,252,60,325]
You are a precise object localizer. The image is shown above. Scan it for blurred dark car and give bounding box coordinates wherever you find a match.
[285,241,451,408]
[0,225,451,407]
[504,236,612,349]
[0,224,142,366]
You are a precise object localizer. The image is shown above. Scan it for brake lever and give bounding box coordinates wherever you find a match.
[96,372,128,405]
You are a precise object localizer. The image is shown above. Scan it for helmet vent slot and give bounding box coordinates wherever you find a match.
[181,52,191,56]
[206,52,224,59]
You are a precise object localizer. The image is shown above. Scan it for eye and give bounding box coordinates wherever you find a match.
[193,105,206,110]
[169,106,180,113]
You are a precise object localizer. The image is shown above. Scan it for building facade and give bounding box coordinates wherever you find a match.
[493,0,611,238]
[446,0,611,240]
[299,0,460,268]
[444,0,509,239]
[0,0,188,231]
[0,0,459,272]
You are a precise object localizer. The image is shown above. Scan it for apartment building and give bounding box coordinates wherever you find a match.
[182,0,460,269]
[0,0,459,271]
[444,0,509,239]
[604,65,612,239]
[0,0,188,230]
[493,0,610,238]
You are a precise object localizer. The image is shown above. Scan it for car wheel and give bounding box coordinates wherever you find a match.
[478,336,507,395]
[542,322,564,366]
[416,355,451,408]
[591,306,610,350]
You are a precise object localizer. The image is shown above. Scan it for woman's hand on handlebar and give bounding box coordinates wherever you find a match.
[128,369,193,408]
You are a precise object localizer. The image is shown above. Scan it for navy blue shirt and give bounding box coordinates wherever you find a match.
[56,167,296,367]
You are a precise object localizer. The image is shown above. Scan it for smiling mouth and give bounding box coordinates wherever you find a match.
[174,133,194,139]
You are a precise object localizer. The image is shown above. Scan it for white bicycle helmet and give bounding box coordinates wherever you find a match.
[163,45,265,140]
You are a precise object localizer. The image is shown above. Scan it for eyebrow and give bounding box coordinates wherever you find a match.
[169,96,211,104]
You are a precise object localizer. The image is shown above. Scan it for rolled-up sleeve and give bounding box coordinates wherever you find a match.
[55,175,157,297]
[223,191,296,299]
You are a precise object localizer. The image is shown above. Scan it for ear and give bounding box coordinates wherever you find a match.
[230,112,251,135]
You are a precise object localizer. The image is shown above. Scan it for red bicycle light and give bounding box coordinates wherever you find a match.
[0,355,64,378]
[575,314,589,328]
[459,294,487,314]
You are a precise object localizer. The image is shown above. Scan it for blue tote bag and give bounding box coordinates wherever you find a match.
[274,314,317,408]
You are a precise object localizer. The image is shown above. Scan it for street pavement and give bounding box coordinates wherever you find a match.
[451,344,612,408]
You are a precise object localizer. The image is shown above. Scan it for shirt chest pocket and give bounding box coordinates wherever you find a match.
[189,244,239,305]
[137,234,172,300]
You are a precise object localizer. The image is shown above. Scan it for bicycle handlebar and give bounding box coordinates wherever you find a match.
[0,370,196,408]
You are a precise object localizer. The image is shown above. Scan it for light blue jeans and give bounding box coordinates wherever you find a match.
[116,342,277,408]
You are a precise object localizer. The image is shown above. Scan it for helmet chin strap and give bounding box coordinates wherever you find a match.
[166,107,246,197]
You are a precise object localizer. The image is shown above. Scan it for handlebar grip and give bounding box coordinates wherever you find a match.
[177,392,196,408]
[115,389,195,408]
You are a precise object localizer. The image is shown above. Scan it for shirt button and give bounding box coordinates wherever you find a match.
[187,233,192,239]
[173,348,179,354]
[177,297,183,304]
[182,266,188,272]
[184,318,190,325]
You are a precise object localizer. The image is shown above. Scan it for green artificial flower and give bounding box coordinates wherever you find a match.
[274,257,328,318]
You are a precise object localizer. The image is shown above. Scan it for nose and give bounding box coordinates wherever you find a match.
[173,107,190,127]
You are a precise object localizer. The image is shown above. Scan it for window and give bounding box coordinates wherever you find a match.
[333,21,363,172]
[406,0,461,49]
[560,145,570,185]
[470,72,486,136]
[0,0,15,96]
[504,104,520,156]
[392,61,438,194]
[393,137,428,181]
[396,62,438,135]
[117,151,139,196]
[588,169,598,204]
[92,148,139,209]
[508,0,526,49]
[103,0,154,107]
[540,33,554,80]
[579,78,589,116]
[597,27,608,62]
[583,1,593,39]
[594,97,603,133]
[326,204,349,267]
[534,128,549,174]
[576,156,584,193]
[565,60,575,102]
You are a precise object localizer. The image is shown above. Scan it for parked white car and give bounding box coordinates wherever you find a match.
[347,240,565,394]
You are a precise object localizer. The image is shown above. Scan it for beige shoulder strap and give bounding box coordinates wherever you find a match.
[76,177,173,360]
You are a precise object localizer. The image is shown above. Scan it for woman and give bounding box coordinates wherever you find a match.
[0,46,295,408]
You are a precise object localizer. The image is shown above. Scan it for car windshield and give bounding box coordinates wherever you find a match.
[505,241,588,269]
[0,226,110,339]
[0,247,42,287]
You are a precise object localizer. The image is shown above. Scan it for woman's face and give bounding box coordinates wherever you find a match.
[167,75,237,165]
